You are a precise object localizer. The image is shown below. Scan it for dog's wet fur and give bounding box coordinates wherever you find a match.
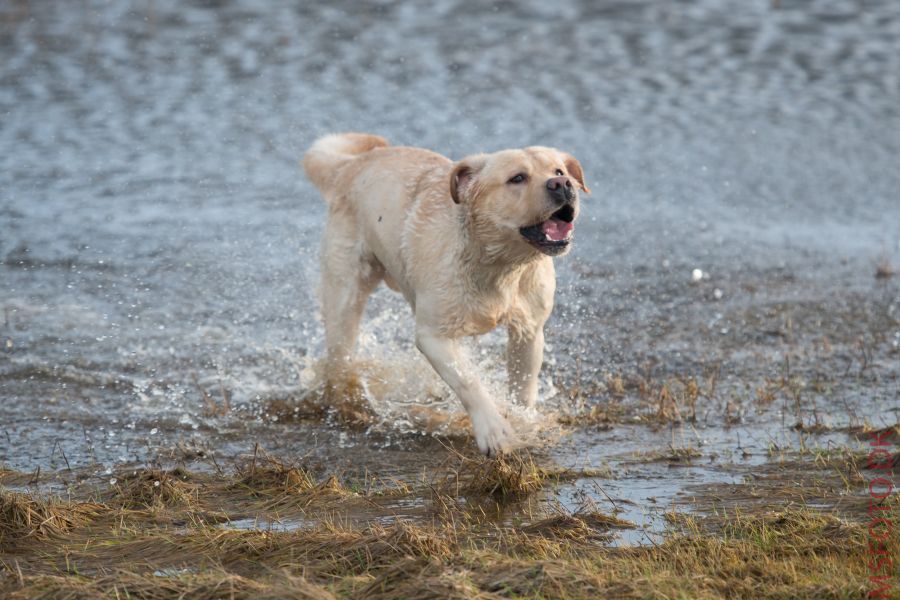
[303,133,588,455]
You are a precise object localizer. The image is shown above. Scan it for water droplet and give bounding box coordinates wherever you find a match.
[150,428,158,435]
[691,269,704,282]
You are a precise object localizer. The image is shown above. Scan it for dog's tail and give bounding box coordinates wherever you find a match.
[303,132,389,196]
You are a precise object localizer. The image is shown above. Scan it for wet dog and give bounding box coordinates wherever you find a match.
[303,133,588,455]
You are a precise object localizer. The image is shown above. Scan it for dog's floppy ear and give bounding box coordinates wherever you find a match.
[562,153,590,194]
[449,155,485,204]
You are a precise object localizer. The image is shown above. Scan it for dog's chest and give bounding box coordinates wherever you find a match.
[464,308,501,335]
[453,289,528,337]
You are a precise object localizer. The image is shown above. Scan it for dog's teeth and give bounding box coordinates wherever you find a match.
[544,233,552,241]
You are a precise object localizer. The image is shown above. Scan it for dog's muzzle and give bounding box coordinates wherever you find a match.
[519,200,577,257]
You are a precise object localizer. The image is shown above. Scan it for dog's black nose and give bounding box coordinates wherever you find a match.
[546,176,574,204]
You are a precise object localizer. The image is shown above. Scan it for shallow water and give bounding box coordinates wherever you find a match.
[2,0,899,543]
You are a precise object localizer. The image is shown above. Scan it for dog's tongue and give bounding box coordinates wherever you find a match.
[541,218,573,241]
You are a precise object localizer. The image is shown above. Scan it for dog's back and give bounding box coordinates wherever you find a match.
[303,133,455,290]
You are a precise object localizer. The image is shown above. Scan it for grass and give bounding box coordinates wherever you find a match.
[4,509,887,598]
[434,448,607,503]
[2,570,337,600]
[0,491,103,543]
[232,448,319,495]
[0,447,896,599]
[875,254,895,279]
[555,367,721,428]
[110,467,197,510]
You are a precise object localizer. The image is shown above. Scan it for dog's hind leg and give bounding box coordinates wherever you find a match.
[319,218,383,423]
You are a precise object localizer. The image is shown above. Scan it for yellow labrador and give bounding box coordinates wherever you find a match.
[303,133,588,455]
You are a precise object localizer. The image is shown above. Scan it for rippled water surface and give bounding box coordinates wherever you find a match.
[2,0,899,538]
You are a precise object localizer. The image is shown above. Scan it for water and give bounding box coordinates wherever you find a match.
[2,0,899,541]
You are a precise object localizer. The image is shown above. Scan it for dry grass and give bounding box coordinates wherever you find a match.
[556,367,721,427]
[357,557,492,600]
[557,404,619,428]
[233,450,318,495]
[110,467,197,510]
[0,447,896,599]
[4,569,337,600]
[451,453,547,501]
[524,512,634,535]
[228,448,353,513]
[437,450,602,503]
[517,512,635,550]
[0,490,102,543]
[875,254,895,279]
[627,445,703,464]
[845,422,900,446]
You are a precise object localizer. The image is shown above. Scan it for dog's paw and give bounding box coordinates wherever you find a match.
[471,408,515,457]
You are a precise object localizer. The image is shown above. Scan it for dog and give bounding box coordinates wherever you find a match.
[302,133,588,455]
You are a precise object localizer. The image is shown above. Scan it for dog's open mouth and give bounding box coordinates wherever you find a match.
[519,204,575,254]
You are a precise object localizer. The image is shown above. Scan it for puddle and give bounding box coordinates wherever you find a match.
[219,516,313,532]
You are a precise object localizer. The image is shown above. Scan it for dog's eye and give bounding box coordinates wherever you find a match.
[555,169,564,176]
[507,173,527,184]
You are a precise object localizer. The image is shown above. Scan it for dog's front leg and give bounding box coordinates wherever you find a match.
[507,326,544,409]
[415,328,514,456]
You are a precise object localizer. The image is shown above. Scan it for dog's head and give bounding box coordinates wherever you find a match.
[449,147,589,259]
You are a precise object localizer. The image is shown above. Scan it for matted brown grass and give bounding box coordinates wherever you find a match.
[109,467,198,510]
[0,446,896,599]
[3,569,337,600]
[0,490,103,543]
[436,449,606,503]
